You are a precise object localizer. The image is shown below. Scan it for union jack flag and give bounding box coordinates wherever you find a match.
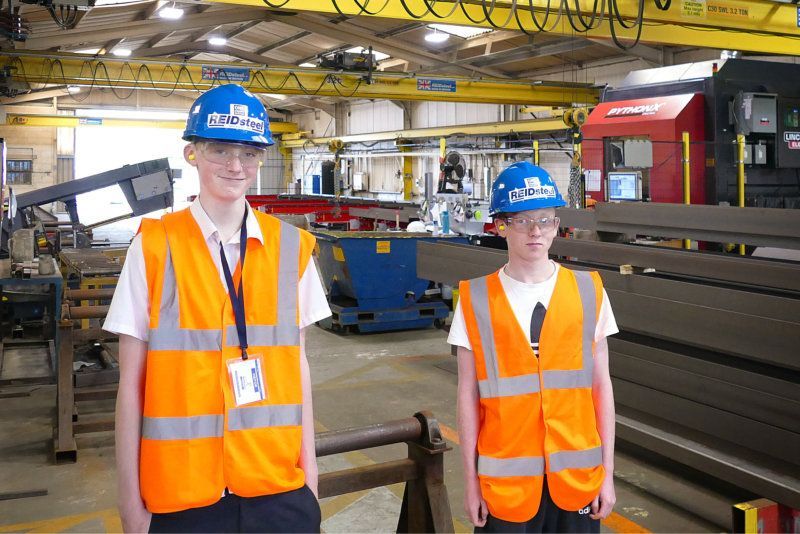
[417,79,431,91]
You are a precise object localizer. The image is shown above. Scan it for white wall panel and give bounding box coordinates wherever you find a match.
[412,102,501,128]
[348,101,403,134]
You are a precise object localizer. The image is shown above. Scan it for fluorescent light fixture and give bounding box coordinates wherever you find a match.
[112,48,132,57]
[299,62,316,68]
[346,46,389,61]
[159,5,184,19]
[424,29,449,43]
[428,24,492,39]
[208,36,227,46]
[721,50,740,60]
[67,85,81,94]
[74,48,100,55]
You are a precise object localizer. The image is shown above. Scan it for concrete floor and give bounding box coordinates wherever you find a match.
[0,325,728,533]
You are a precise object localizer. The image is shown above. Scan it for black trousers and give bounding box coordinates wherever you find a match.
[149,485,321,533]
[475,480,600,534]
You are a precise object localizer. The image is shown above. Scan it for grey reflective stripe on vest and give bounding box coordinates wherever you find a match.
[225,324,300,347]
[478,455,545,477]
[227,404,302,431]
[477,447,602,477]
[277,221,300,319]
[548,446,603,472]
[149,220,301,350]
[478,374,540,398]
[149,246,222,351]
[142,414,224,440]
[469,269,597,398]
[470,277,500,399]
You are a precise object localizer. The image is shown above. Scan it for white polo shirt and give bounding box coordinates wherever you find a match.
[103,199,332,341]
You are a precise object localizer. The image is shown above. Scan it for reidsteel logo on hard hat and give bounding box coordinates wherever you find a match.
[207,104,264,133]
[606,102,665,118]
[509,177,556,203]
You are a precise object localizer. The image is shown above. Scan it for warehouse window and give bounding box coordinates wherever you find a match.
[7,159,33,184]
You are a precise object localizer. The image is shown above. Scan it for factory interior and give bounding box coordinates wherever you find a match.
[0,0,799,532]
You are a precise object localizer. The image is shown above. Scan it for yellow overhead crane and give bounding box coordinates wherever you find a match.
[206,0,800,56]
[0,52,599,107]
[281,112,580,148]
[3,113,299,133]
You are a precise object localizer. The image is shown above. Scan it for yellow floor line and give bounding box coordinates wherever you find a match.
[439,422,460,445]
[604,511,652,533]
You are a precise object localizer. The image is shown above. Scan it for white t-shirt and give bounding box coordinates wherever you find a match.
[447,261,618,350]
[103,200,332,342]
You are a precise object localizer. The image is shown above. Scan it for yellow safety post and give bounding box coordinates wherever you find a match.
[533,139,540,166]
[279,145,294,192]
[398,139,413,201]
[682,132,691,250]
[438,137,447,194]
[737,134,746,256]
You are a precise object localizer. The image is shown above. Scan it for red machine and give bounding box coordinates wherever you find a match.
[582,93,706,204]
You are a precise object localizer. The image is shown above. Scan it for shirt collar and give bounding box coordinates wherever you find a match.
[189,198,264,245]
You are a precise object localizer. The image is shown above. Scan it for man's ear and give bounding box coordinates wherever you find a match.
[184,144,198,166]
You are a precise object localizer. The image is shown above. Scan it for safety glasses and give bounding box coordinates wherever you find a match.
[504,216,560,232]
[198,141,266,169]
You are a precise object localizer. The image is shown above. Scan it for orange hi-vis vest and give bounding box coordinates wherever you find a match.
[460,266,605,523]
[138,207,315,514]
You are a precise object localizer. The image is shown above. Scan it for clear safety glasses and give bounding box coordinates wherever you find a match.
[198,141,266,169]
[505,216,560,233]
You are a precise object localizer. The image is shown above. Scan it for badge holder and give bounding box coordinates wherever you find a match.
[227,354,267,407]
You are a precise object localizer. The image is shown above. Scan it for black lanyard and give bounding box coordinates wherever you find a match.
[220,208,249,360]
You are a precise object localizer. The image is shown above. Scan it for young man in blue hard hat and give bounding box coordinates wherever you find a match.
[448,161,618,533]
[105,84,331,533]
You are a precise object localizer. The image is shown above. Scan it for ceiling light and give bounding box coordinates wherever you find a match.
[112,48,132,57]
[299,62,316,68]
[721,50,740,60]
[159,5,184,19]
[208,36,227,46]
[428,24,493,39]
[67,85,81,94]
[424,29,450,43]
[74,48,100,55]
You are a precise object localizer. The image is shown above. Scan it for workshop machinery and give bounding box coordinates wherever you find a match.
[1,158,173,254]
[581,59,800,208]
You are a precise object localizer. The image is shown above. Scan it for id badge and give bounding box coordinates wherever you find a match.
[227,355,267,407]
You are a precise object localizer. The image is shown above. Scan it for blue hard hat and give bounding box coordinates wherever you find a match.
[183,84,274,147]
[490,161,565,215]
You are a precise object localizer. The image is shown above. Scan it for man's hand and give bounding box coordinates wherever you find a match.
[464,477,488,527]
[120,502,152,533]
[590,472,616,520]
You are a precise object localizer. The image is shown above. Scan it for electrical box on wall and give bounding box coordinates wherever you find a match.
[353,171,369,191]
[777,97,800,168]
[731,93,778,135]
[622,139,653,168]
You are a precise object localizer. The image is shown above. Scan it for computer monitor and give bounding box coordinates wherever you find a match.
[607,172,642,201]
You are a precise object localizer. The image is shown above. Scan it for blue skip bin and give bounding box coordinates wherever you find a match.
[313,231,467,333]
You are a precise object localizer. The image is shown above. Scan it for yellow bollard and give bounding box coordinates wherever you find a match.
[682,132,691,250]
[737,134,746,256]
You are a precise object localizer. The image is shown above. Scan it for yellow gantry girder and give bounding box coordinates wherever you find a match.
[0,52,599,107]
[4,113,299,133]
[281,114,574,148]
[208,0,800,56]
